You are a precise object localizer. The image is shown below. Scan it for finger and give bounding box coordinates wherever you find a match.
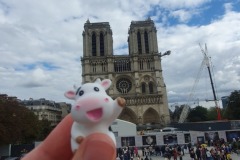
[72,133,116,160]
[22,114,73,160]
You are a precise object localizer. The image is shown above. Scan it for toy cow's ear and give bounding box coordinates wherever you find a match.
[64,91,75,99]
[101,79,112,90]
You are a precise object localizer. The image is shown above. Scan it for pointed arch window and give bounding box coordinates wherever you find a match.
[139,60,144,70]
[144,31,149,53]
[149,82,154,94]
[92,63,96,72]
[101,62,105,72]
[147,59,151,69]
[92,33,97,56]
[137,31,142,54]
[100,33,104,56]
[141,83,146,93]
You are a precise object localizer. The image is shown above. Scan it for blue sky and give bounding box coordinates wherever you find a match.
[0,0,240,108]
[149,0,240,26]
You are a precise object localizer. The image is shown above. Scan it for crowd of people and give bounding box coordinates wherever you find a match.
[115,138,240,160]
[116,144,185,160]
[186,137,240,160]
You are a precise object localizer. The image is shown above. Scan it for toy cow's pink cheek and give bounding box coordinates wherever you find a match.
[75,105,81,111]
[104,98,109,102]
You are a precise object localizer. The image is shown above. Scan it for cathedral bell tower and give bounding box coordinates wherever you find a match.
[81,20,113,83]
[81,18,170,129]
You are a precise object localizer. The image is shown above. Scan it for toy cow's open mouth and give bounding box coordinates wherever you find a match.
[86,108,103,121]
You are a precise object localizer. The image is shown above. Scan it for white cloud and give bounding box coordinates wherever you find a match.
[168,91,177,95]
[21,68,51,87]
[170,9,194,22]
[224,3,233,13]
[158,0,210,9]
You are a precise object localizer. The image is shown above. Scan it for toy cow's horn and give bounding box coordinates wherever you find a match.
[73,84,78,89]
[94,78,101,84]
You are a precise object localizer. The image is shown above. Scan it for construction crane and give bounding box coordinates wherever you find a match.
[199,43,222,120]
[179,44,222,123]
[178,59,205,123]
[178,45,207,123]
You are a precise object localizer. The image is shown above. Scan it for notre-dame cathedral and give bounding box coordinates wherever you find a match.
[81,18,170,128]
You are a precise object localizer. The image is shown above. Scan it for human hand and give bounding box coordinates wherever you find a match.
[22,114,116,160]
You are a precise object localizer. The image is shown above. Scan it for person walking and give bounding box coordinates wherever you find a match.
[206,149,213,160]
[172,147,178,160]
[134,146,138,157]
[196,146,202,160]
[190,148,196,160]
[144,155,149,160]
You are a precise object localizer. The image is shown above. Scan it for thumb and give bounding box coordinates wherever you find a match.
[72,133,116,160]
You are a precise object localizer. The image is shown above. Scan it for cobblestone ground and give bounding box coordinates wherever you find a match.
[133,153,240,160]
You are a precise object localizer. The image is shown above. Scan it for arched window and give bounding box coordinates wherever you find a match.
[101,62,105,72]
[147,59,151,69]
[139,60,144,70]
[92,63,96,72]
[92,33,96,56]
[141,83,146,93]
[137,31,142,54]
[149,82,154,94]
[144,31,149,53]
[100,33,104,56]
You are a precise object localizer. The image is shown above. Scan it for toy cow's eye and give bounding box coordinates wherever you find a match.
[79,90,84,96]
[94,87,99,92]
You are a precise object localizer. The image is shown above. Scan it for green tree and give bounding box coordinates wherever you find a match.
[0,97,40,145]
[37,119,52,141]
[224,90,240,120]
[187,106,208,122]
[207,107,225,121]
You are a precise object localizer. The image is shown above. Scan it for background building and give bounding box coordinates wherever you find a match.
[21,98,71,126]
[111,119,137,137]
[81,18,170,129]
[221,96,229,109]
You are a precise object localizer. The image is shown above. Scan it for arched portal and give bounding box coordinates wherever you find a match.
[118,107,137,124]
[143,108,160,124]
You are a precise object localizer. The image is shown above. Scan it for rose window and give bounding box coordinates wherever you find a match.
[116,78,132,94]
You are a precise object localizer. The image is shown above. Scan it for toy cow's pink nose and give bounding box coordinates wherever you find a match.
[75,105,81,111]
[104,98,109,102]
[77,98,100,107]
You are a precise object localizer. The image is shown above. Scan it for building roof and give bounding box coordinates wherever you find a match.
[21,98,61,109]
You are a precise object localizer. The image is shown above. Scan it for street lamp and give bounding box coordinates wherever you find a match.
[159,50,171,57]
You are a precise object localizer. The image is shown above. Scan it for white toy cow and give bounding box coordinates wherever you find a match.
[64,78,126,152]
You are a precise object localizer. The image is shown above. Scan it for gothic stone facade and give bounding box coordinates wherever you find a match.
[81,19,170,127]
